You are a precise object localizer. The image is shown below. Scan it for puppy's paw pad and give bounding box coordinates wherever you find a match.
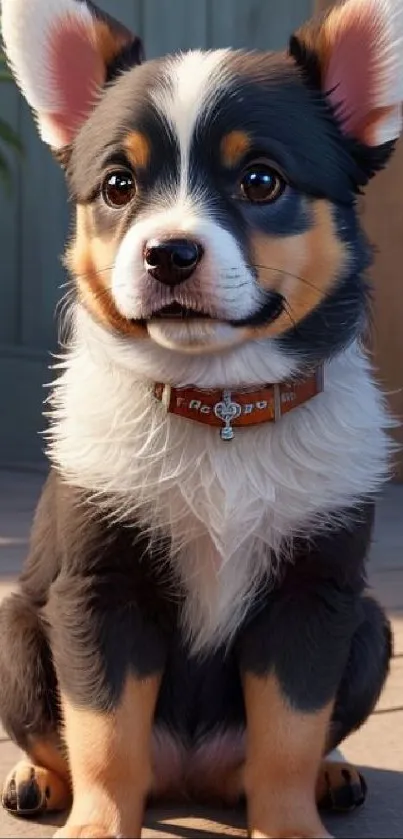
[317,761,367,812]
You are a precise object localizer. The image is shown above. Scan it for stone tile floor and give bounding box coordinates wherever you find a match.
[0,469,402,838]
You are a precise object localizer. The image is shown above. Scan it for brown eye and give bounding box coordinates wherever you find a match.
[102,169,136,208]
[240,164,285,204]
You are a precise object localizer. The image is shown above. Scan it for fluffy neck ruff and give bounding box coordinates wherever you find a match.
[47,308,393,652]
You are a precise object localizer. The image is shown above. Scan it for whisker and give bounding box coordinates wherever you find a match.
[282,301,300,334]
[283,297,356,333]
[58,279,76,292]
[71,262,118,282]
[55,286,75,314]
[252,264,323,295]
[55,286,77,346]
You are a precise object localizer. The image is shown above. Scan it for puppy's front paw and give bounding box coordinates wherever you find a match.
[247,794,333,839]
[251,830,333,838]
[3,761,70,817]
[54,825,118,839]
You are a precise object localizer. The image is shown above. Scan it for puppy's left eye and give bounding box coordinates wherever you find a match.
[240,164,285,204]
[102,169,136,208]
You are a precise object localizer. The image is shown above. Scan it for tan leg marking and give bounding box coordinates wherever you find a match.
[243,673,333,838]
[2,739,71,817]
[316,760,366,812]
[55,674,161,839]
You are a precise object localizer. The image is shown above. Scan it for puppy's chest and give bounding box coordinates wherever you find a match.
[140,439,294,649]
[50,343,391,649]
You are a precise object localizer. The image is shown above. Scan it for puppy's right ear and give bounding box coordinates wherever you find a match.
[290,0,403,183]
[2,0,144,150]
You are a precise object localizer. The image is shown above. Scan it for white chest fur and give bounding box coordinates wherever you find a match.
[48,313,392,652]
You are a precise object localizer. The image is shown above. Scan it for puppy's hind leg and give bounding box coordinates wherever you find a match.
[317,596,392,814]
[0,593,71,817]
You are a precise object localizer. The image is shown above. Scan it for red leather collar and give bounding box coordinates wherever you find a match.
[153,367,324,441]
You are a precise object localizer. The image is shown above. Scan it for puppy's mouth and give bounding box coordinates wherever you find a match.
[138,292,285,328]
[149,303,213,320]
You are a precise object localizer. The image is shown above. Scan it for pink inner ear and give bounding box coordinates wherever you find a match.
[325,16,376,141]
[46,18,105,145]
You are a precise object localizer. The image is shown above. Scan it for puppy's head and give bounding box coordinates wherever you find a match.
[3,0,403,373]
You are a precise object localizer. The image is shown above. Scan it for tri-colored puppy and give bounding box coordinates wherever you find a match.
[0,0,401,836]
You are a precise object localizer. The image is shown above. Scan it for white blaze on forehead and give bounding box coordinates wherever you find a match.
[152,49,231,190]
[110,50,262,349]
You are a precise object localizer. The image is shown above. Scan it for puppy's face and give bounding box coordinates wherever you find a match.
[67,49,358,360]
[3,0,403,370]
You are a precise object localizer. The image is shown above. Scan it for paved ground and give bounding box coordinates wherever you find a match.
[0,469,402,838]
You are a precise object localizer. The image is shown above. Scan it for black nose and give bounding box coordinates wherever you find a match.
[144,238,203,286]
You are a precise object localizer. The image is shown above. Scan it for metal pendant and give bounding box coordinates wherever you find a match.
[214,390,242,441]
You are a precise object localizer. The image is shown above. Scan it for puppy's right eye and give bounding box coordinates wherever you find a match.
[240,163,285,204]
[102,170,136,209]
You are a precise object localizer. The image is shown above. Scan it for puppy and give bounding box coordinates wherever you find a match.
[0,0,401,836]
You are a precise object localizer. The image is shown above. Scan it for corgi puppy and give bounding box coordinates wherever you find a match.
[0,0,400,836]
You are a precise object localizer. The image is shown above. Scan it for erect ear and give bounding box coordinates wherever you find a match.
[290,0,403,155]
[1,0,144,150]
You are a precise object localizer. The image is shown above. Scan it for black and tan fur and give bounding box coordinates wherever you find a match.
[0,0,401,837]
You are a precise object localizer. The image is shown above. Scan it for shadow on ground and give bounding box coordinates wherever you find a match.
[2,766,401,839]
[143,767,403,838]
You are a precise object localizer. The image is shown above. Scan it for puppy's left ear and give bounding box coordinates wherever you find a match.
[290,0,403,176]
[2,0,144,150]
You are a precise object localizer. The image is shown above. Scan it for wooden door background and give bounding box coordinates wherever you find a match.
[0,0,311,467]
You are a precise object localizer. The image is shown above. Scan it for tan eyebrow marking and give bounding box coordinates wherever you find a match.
[124,130,151,169]
[220,130,251,168]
